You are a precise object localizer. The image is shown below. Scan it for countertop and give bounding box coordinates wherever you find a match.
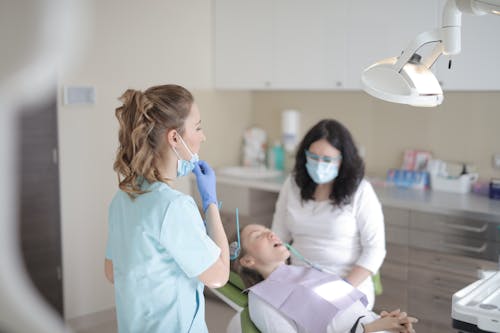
[215,173,500,223]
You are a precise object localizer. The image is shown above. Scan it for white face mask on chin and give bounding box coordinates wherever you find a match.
[172,135,199,178]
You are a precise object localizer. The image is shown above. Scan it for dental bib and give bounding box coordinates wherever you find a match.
[248,265,368,333]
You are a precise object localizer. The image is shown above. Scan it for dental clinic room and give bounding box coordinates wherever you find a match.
[3,1,500,333]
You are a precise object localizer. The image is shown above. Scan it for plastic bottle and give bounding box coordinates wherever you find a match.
[268,141,285,171]
[273,142,285,171]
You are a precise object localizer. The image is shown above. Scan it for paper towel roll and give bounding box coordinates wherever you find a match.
[282,109,300,152]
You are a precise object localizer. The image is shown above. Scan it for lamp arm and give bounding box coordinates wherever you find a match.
[394,0,468,71]
[422,43,446,69]
[393,29,442,71]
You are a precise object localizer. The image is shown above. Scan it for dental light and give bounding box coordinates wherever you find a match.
[361,0,500,107]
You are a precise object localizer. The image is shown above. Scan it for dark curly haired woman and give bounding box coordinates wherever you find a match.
[271,119,386,310]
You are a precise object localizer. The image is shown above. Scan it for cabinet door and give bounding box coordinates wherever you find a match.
[434,0,500,90]
[344,0,439,89]
[215,0,273,89]
[272,0,347,90]
[215,0,347,90]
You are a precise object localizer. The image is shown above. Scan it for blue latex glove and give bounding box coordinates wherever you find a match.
[192,160,218,212]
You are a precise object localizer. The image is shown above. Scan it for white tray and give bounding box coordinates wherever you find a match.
[431,173,478,194]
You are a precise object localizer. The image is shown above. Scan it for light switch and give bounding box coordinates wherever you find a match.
[63,86,96,105]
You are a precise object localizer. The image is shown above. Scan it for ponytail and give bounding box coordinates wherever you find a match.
[113,85,193,198]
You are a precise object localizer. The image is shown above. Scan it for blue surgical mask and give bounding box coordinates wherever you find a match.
[306,159,339,184]
[172,135,199,178]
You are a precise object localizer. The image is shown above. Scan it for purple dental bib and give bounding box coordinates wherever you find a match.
[248,264,368,333]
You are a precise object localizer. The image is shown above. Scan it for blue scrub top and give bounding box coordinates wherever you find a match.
[106,181,220,333]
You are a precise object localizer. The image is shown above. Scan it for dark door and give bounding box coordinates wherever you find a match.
[17,91,64,316]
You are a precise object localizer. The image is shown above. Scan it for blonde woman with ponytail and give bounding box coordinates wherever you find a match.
[104,84,229,333]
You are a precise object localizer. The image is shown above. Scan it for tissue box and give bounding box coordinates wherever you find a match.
[386,169,430,190]
[431,173,478,194]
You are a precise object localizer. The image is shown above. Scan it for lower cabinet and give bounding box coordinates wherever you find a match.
[376,206,498,333]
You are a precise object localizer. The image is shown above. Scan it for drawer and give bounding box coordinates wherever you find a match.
[386,243,409,264]
[409,229,500,261]
[410,210,500,242]
[415,319,456,333]
[373,277,408,312]
[383,206,410,228]
[380,261,408,281]
[408,286,452,327]
[374,293,408,314]
[408,266,477,295]
[386,225,409,246]
[409,248,497,279]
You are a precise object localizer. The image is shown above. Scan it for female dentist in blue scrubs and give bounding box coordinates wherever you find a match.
[104,84,229,333]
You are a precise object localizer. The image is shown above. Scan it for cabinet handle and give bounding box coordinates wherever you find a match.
[431,257,481,273]
[432,277,467,290]
[442,242,487,253]
[432,295,450,305]
[444,223,487,233]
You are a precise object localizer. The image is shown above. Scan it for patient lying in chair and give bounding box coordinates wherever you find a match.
[230,224,417,333]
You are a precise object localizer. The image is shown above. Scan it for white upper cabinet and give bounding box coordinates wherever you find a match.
[271,0,347,89]
[433,0,500,91]
[215,0,347,90]
[215,1,273,89]
[215,0,500,91]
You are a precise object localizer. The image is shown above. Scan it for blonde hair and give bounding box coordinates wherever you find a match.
[113,84,193,198]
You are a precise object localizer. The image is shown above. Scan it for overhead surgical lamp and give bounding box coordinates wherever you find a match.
[361,0,500,107]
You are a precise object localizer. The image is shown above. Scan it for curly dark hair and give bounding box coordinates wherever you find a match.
[293,119,364,206]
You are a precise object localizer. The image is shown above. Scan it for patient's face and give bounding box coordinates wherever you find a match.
[241,224,290,266]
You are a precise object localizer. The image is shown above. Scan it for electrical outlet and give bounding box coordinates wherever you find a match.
[493,154,500,169]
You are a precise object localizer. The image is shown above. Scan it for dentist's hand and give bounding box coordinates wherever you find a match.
[192,160,218,213]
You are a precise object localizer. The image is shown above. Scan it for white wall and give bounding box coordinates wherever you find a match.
[58,0,252,319]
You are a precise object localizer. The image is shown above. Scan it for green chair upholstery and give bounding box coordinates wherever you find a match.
[214,271,260,333]
[373,271,383,296]
[240,307,260,333]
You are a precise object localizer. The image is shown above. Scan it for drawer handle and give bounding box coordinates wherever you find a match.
[432,278,466,289]
[432,296,450,305]
[444,223,488,233]
[442,242,487,253]
[431,258,481,272]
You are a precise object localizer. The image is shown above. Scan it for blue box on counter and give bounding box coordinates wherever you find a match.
[386,169,430,190]
[490,179,500,200]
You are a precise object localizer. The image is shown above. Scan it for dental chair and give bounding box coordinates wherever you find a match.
[212,270,383,333]
[211,271,260,333]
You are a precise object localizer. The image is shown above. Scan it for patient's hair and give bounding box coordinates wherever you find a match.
[113,84,193,198]
[229,229,265,289]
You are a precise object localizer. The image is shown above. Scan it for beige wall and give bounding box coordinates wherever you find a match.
[58,0,252,319]
[253,91,500,181]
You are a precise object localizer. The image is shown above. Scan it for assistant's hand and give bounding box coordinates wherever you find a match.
[377,309,418,333]
[364,313,417,333]
[192,160,218,212]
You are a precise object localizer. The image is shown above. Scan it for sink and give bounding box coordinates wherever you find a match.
[217,166,282,179]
